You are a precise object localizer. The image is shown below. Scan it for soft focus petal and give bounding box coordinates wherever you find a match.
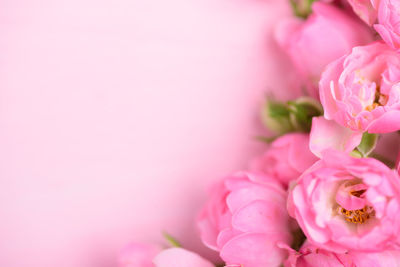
[118,243,161,267]
[275,2,373,97]
[348,0,378,25]
[220,233,288,267]
[153,248,214,267]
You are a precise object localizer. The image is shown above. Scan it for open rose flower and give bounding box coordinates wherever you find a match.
[197,172,292,267]
[320,41,400,134]
[250,133,318,187]
[288,150,400,253]
[284,241,400,267]
[275,2,373,97]
[118,243,213,267]
[374,0,400,49]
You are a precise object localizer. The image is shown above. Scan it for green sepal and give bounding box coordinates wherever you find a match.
[290,0,318,19]
[261,96,322,135]
[357,132,379,157]
[254,135,278,144]
[261,98,294,135]
[288,97,323,132]
[163,232,182,248]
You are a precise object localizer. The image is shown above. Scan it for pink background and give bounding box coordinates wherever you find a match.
[0,0,297,266]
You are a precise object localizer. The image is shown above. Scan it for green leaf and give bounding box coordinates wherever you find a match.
[163,232,182,248]
[357,132,379,157]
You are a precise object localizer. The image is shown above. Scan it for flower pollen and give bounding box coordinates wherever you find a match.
[337,188,375,224]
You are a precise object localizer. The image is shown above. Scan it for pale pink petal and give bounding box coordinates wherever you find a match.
[118,243,161,267]
[309,116,363,158]
[153,248,214,267]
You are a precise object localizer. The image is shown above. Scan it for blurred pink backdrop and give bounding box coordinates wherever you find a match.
[0,0,297,266]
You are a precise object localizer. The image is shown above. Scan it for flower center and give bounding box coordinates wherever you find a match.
[366,87,388,111]
[337,189,375,224]
[339,206,374,224]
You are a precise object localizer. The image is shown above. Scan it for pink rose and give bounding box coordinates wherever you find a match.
[284,241,400,267]
[250,133,318,187]
[348,0,379,25]
[275,2,373,98]
[288,150,400,253]
[197,172,292,267]
[320,41,400,134]
[374,0,400,49]
[118,243,213,267]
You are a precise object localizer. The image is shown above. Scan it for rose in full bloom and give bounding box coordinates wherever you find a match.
[275,2,373,97]
[320,41,400,134]
[197,172,292,267]
[118,243,214,267]
[374,0,400,49]
[250,133,318,187]
[284,241,400,267]
[288,150,400,253]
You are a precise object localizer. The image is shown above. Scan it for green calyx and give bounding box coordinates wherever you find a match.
[261,96,322,137]
[163,232,182,248]
[290,0,317,19]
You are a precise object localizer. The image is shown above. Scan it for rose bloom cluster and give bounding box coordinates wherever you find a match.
[117,0,400,266]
